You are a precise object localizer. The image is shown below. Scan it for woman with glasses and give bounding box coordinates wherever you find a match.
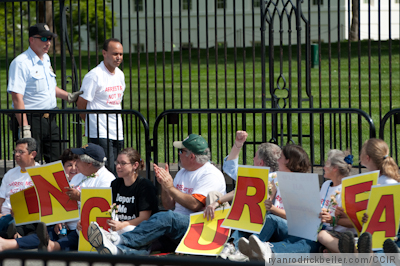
[40,147,159,252]
[109,147,159,234]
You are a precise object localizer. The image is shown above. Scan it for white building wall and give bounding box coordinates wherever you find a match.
[79,0,400,53]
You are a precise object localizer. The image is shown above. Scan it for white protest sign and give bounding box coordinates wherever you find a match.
[277,171,321,241]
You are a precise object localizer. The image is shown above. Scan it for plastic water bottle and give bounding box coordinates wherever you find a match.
[59,224,67,238]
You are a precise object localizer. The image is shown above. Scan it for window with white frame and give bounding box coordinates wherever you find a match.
[134,0,143,12]
[313,0,323,5]
[217,0,226,9]
[182,0,192,10]
[133,44,144,53]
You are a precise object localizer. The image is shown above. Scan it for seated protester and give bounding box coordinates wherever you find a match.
[238,150,355,261]
[61,149,79,182]
[4,148,79,240]
[228,144,311,262]
[107,147,158,234]
[40,147,158,252]
[359,138,400,184]
[0,138,40,238]
[46,149,79,237]
[337,138,400,253]
[87,134,226,255]
[203,130,281,260]
[0,143,115,251]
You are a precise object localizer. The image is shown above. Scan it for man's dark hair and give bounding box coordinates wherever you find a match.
[103,38,122,51]
[16,138,37,153]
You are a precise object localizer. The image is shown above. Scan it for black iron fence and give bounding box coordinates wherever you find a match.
[0,109,150,179]
[0,1,398,160]
[0,107,376,176]
[152,108,376,172]
[0,250,266,266]
[379,108,400,166]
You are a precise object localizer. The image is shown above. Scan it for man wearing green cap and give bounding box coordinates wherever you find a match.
[87,134,226,255]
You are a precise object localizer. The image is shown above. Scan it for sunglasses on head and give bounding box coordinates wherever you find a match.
[33,36,52,42]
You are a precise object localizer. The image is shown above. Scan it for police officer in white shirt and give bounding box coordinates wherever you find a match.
[7,23,81,163]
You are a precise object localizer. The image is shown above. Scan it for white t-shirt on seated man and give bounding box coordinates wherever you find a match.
[0,138,39,229]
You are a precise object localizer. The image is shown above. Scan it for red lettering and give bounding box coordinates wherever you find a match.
[344,181,373,232]
[227,176,266,224]
[81,197,111,241]
[183,219,229,250]
[31,171,78,216]
[24,187,39,214]
[366,195,396,237]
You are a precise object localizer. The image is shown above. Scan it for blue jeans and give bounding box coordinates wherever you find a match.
[271,236,321,254]
[90,138,123,175]
[118,210,190,255]
[230,214,289,249]
[0,214,14,232]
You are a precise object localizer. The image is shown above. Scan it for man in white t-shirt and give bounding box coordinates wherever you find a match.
[76,38,125,174]
[87,134,226,255]
[0,143,116,252]
[0,138,39,233]
[35,142,115,252]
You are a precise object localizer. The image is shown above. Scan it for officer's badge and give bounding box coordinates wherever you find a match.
[49,65,55,74]
[44,25,50,31]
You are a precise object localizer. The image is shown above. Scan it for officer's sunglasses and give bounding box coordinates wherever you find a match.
[33,36,52,42]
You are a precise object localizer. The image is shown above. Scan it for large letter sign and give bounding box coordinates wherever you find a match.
[341,171,379,234]
[10,187,40,225]
[176,208,231,256]
[27,161,79,225]
[221,166,269,233]
[362,184,400,250]
[78,188,112,252]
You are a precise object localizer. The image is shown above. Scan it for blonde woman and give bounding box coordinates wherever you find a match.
[360,138,400,184]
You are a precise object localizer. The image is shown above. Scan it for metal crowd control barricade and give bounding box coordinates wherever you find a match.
[379,108,400,166]
[0,109,151,180]
[0,250,266,266]
[152,108,376,177]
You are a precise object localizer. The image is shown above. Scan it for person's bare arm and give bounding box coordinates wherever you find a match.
[11,92,28,126]
[265,199,286,219]
[0,198,5,218]
[76,96,88,121]
[154,163,203,212]
[154,164,175,209]
[55,86,68,100]
[335,206,354,228]
[204,190,235,220]
[165,186,204,212]
[161,183,175,210]
[226,131,248,161]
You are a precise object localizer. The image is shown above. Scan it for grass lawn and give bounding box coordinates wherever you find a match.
[0,40,399,167]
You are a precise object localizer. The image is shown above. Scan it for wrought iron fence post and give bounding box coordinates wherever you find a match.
[59,0,68,150]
